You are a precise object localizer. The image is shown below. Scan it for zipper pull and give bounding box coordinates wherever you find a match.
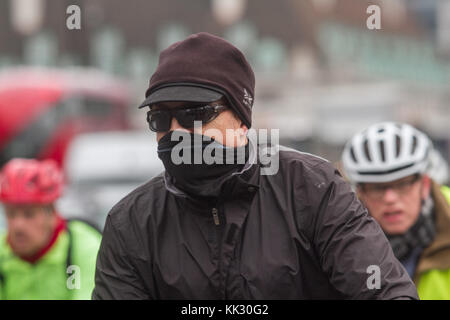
[212,207,220,226]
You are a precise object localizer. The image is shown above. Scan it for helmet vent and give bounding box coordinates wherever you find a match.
[27,175,38,189]
[363,139,371,162]
[350,146,357,163]
[395,135,401,157]
[379,141,386,162]
[411,136,418,155]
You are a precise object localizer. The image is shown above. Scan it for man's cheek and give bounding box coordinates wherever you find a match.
[367,204,384,223]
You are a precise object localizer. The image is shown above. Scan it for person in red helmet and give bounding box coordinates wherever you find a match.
[0,158,101,299]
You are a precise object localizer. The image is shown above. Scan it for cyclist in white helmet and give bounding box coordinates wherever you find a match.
[342,122,450,300]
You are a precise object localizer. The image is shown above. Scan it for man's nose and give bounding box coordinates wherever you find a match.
[170,117,193,133]
[382,188,400,202]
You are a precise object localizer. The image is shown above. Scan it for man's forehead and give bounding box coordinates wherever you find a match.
[3,203,47,212]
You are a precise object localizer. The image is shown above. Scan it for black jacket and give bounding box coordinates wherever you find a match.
[92,144,418,299]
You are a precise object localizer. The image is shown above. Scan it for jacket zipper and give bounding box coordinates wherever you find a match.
[212,206,226,298]
[212,207,220,225]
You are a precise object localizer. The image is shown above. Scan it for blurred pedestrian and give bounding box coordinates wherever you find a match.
[0,158,101,299]
[342,122,450,299]
[93,32,417,299]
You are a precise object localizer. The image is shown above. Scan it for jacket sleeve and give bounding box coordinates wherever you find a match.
[92,214,151,300]
[305,162,419,300]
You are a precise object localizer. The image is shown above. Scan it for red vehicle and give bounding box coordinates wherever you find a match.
[0,67,132,167]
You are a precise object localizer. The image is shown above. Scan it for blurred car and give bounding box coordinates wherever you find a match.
[0,67,132,168]
[58,130,163,231]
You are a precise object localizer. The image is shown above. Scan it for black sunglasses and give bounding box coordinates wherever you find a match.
[146,104,227,132]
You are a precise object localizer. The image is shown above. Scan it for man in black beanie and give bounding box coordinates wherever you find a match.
[92,32,418,299]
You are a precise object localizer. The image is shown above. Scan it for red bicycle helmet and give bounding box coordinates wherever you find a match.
[0,158,63,204]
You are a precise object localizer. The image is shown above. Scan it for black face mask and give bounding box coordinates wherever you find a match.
[157,131,249,199]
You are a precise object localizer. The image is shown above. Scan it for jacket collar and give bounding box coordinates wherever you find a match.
[414,181,450,280]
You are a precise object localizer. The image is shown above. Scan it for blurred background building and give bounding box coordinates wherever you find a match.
[0,0,449,229]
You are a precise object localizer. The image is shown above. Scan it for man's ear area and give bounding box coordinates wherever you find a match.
[421,174,432,200]
[227,108,246,129]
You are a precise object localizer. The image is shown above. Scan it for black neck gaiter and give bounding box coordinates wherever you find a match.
[157,131,249,199]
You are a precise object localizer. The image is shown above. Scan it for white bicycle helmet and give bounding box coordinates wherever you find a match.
[342,122,432,183]
[427,148,449,185]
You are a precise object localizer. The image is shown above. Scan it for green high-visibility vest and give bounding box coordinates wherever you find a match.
[416,185,450,300]
[417,269,450,300]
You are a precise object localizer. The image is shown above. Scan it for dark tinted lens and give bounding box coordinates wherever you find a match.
[147,110,171,132]
[175,106,217,128]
